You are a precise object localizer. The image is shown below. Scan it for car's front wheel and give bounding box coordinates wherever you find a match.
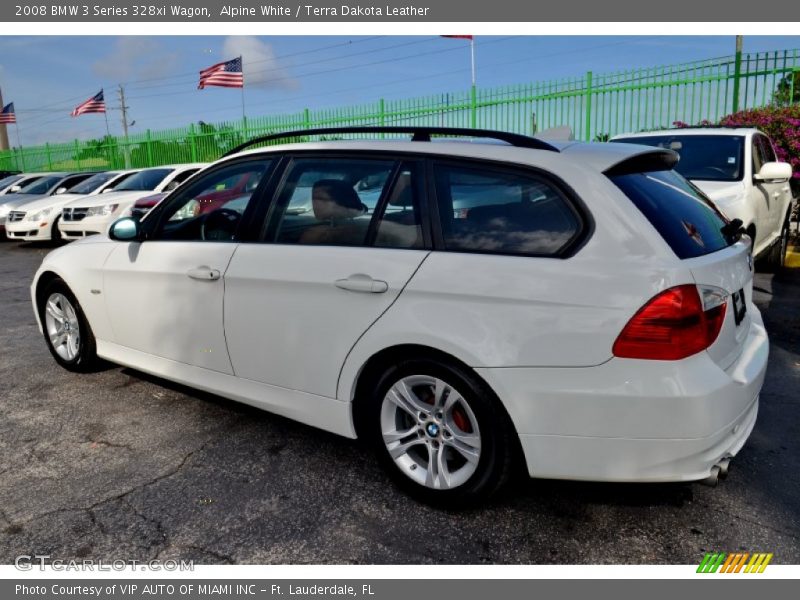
[38,278,99,372]
[365,358,517,507]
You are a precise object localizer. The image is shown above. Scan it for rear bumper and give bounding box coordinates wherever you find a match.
[477,308,769,482]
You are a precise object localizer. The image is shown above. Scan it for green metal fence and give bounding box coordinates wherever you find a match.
[2,49,799,173]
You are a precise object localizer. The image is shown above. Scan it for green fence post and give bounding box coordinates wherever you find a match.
[732,46,743,113]
[303,108,311,130]
[45,143,53,171]
[189,124,197,163]
[16,147,26,172]
[146,130,153,166]
[470,85,477,129]
[379,98,385,137]
[74,139,82,170]
[584,71,593,141]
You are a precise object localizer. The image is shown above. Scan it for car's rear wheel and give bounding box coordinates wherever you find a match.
[365,358,516,507]
[38,279,99,372]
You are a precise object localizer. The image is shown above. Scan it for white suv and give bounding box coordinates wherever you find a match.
[612,128,794,270]
[31,127,768,506]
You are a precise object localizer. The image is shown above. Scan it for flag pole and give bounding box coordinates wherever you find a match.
[470,37,476,87]
[240,56,247,127]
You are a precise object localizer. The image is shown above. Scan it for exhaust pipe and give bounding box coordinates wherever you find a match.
[699,465,721,487]
[717,458,731,480]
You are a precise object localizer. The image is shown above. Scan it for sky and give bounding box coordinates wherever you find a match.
[1,35,799,146]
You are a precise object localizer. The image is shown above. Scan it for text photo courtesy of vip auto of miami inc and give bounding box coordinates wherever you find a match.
[0,31,799,577]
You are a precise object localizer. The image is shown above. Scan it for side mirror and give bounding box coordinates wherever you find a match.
[754,162,792,182]
[54,187,68,195]
[108,217,142,242]
[102,188,115,193]
[8,185,21,193]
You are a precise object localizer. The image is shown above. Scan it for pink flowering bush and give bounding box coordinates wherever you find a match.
[719,105,800,179]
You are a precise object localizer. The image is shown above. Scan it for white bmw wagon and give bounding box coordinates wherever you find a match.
[31,127,768,505]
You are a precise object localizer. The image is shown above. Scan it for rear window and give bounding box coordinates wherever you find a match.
[613,135,744,182]
[610,169,736,259]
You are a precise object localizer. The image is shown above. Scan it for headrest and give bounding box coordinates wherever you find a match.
[388,173,414,207]
[312,179,366,220]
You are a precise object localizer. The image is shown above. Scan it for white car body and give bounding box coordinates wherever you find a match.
[4,170,140,242]
[1,172,94,235]
[31,135,768,499]
[611,128,794,260]
[58,164,207,240]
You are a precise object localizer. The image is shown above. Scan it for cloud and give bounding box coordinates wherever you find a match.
[221,36,299,90]
[92,38,181,82]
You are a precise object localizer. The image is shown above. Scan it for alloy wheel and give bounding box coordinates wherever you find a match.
[380,374,482,490]
[44,292,81,361]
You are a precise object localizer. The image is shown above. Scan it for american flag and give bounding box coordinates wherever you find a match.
[71,90,106,117]
[198,56,244,89]
[0,103,16,124]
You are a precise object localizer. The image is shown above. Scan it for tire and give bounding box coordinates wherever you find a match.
[37,278,99,372]
[761,216,790,273]
[50,216,62,243]
[363,358,517,507]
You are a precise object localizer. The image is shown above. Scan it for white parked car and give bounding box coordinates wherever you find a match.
[612,128,794,270]
[0,172,95,236]
[31,127,768,505]
[4,170,139,242]
[58,164,207,240]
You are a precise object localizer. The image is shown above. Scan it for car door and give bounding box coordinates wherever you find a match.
[102,158,274,374]
[223,154,430,398]
[750,134,782,250]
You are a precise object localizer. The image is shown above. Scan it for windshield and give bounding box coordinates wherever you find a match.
[114,168,173,191]
[613,134,745,182]
[18,175,63,195]
[67,172,115,195]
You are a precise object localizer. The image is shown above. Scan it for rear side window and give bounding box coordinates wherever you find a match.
[610,170,734,259]
[433,163,582,256]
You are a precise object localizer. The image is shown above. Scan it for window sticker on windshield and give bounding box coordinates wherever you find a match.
[728,157,736,164]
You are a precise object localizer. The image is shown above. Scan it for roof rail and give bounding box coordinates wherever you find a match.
[222,126,560,157]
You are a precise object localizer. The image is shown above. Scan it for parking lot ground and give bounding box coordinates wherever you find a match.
[1,239,799,565]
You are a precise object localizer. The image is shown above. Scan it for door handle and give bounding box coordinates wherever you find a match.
[187,266,221,281]
[335,273,389,294]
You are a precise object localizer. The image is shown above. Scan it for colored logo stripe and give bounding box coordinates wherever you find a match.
[697,552,773,573]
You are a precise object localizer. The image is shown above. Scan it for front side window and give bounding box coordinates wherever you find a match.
[151,160,271,242]
[433,163,582,256]
[613,135,745,182]
[269,158,395,247]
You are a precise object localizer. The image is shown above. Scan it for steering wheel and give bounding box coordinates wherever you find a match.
[200,208,241,241]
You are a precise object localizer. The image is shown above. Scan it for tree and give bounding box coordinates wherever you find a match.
[773,71,800,106]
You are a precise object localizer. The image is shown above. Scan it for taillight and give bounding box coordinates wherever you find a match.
[613,284,728,360]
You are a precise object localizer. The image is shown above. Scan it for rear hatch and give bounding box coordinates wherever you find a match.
[607,163,752,369]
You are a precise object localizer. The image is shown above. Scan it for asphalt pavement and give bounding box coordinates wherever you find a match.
[0,239,798,565]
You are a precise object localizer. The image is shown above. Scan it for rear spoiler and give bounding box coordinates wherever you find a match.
[603,149,679,177]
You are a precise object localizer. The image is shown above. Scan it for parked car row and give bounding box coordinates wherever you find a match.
[0,163,207,242]
[26,124,790,506]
